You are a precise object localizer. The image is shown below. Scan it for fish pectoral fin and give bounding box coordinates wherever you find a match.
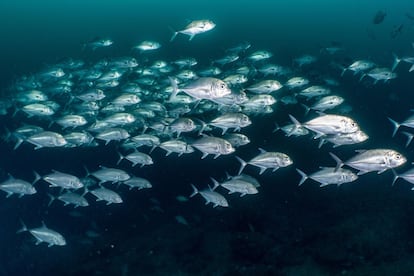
[377,169,388,174]
[258,167,267,175]
[357,170,369,176]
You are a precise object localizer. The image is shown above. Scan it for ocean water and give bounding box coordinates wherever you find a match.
[1,0,414,275]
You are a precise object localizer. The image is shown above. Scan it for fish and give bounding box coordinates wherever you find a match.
[360,67,397,84]
[157,140,194,156]
[210,177,258,197]
[17,131,67,150]
[190,184,229,208]
[236,148,293,175]
[0,174,38,198]
[88,166,130,184]
[55,115,88,129]
[17,221,66,247]
[245,80,283,94]
[223,133,251,148]
[191,136,235,159]
[133,40,161,51]
[341,60,375,76]
[90,186,123,205]
[170,20,216,41]
[285,77,309,89]
[84,38,113,50]
[289,114,360,139]
[318,130,369,148]
[302,95,344,114]
[169,77,231,101]
[36,170,84,189]
[95,128,130,145]
[246,50,273,62]
[122,177,152,190]
[296,167,358,187]
[293,55,317,67]
[48,192,89,208]
[21,103,55,117]
[330,149,406,175]
[117,151,154,167]
[298,86,331,99]
[208,113,252,135]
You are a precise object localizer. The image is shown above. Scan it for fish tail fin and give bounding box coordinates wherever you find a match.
[329,152,344,172]
[149,144,157,154]
[296,169,308,186]
[235,156,247,175]
[287,114,302,137]
[116,151,124,165]
[387,117,400,137]
[168,77,178,100]
[169,27,178,42]
[392,53,401,71]
[318,138,326,149]
[16,220,28,234]
[32,171,41,185]
[391,169,399,186]
[83,166,91,178]
[301,103,311,116]
[13,137,24,150]
[190,184,198,197]
[402,131,414,147]
[47,193,56,207]
[210,177,220,190]
[272,122,280,133]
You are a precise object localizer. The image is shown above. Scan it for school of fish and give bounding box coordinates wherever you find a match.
[0,19,412,247]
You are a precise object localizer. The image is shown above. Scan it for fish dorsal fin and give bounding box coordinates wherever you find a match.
[258,148,267,153]
[99,165,108,169]
[7,173,15,180]
[41,221,47,228]
[315,111,326,116]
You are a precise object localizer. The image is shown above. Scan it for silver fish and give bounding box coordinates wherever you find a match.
[330,149,406,175]
[0,174,38,198]
[170,20,216,41]
[190,184,228,208]
[296,167,358,187]
[236,148,293,175]
[90,186,123,205]
[89,166,130,184]
[37,170,83,189]
[169,77,231,101]
[191,136,235,159]
[210,177,258,197]
[289,114,360,138]
[17,221,66,247]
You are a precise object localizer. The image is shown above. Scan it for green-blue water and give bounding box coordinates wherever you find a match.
[1,0,414,275]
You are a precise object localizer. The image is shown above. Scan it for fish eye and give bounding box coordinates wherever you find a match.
[396,154,401,159]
